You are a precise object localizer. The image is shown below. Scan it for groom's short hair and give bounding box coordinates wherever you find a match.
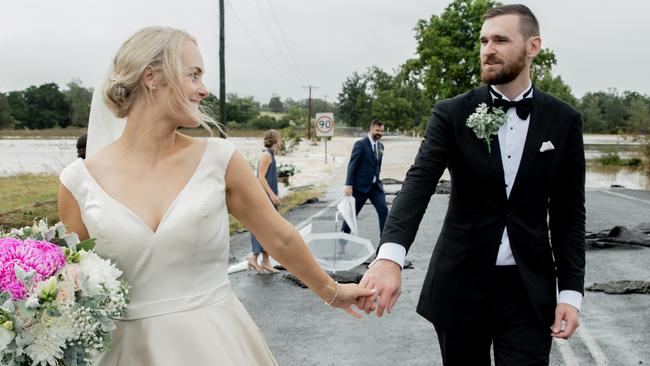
[483,4,540,39]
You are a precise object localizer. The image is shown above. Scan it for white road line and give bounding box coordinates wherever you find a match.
[554,338,580,366]
[598,189,650,205]
[576,324,608,365]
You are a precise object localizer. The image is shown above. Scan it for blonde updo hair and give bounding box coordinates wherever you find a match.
[103,26,220,133]
[263,129,282,149]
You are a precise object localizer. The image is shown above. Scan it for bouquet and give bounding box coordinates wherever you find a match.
[277,163,297,178]
[0,220,128,366]
[277,163,297,186]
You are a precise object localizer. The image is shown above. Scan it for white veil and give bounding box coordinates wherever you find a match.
[85,65,126,159]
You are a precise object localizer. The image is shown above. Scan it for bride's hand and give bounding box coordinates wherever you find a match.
[325,283,376,319]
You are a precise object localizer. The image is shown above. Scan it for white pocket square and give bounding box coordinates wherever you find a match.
[539,141,555,152]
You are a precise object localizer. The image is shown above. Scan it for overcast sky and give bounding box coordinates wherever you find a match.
[1,0,648,103]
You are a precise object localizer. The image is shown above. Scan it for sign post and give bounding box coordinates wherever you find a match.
[315,113,335,164]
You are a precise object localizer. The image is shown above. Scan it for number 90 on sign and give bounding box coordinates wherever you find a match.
[315,113,334,137]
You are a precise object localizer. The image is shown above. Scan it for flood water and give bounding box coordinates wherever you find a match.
[0,135,648,190]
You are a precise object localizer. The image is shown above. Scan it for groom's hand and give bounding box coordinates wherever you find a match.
[359,259,401,317]
[550,303,580,339]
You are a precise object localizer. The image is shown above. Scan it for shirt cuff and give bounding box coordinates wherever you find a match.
[558,290,583,312]
[370,243,406,269]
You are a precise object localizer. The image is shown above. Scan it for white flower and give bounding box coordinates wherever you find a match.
[466,103,507,153]
[78,251,123,297]
[25,311,77,366]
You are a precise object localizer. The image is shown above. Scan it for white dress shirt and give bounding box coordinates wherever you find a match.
[369,135,378,183]
[374,83,583,311]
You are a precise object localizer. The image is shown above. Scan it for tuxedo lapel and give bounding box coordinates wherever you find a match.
[510,91,554,198]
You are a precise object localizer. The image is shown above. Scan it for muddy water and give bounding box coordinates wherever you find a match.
[1,135,647,190]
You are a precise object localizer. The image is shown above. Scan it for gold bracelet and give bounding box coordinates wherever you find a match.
[325,281,339,306]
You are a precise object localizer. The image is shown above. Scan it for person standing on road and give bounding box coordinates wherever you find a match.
[360,5,586,365]
[342,119,388,236]
[248,129,282,274]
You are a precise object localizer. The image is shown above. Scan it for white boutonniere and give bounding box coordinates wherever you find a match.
[466,103,507,153]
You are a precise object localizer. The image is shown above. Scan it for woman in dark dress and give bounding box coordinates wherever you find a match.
[248,129,282,273]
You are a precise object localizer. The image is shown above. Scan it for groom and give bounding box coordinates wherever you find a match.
[360,4,585,365]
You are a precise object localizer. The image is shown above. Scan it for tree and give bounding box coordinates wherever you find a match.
[535,71,577,107]
[14,83,72,129]
[623,92,650,134]
[579,93,607,133]
[64,79,93,127]
[280,105,307,126]
[336,72,371,127]
[268,96,285,113]
[225,93,260,124]
[0,93,16,128]
[6,91,28,126]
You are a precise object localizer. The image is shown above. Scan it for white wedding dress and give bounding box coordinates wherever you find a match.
[59,138,278,366]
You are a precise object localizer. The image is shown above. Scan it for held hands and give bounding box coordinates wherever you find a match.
[319,282,376,319]
[551,303,580,339]
[343,186,353,196]
[358,259,402,317]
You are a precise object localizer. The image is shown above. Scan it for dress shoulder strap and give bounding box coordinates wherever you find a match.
[205,137,236,177]
[58,158,91,208]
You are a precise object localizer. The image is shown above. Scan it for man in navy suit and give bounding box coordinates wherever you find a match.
[342,119,388,235]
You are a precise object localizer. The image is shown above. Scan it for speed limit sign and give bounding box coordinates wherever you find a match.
[315,113,335,137]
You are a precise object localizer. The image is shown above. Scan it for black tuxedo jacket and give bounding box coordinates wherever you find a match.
[345,137,384,193]
[379,85,586,330]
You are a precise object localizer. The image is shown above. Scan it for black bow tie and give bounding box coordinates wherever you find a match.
[490,86,534,120]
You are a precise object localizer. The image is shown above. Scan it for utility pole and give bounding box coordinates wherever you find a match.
[322,94,328,112]
[303,85,318,140]
[219,0,226,137]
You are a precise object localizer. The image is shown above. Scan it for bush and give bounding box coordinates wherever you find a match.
[597,151,623,166]
[597,151,643,167]
[249,115,289,130]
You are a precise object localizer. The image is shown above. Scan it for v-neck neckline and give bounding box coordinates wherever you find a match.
[79,140,210,235]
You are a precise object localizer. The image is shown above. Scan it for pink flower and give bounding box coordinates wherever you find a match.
[0,238,66,300]
[62,264,80,290]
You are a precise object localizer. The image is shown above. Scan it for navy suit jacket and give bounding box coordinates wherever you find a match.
[345,136,384,194]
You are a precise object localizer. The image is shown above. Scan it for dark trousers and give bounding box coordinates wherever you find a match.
[341,182,388,235]
[433,266,552,366]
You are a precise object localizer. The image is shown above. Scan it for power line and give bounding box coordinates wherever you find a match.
[264,0,309,83]
[250,0,305,85]
[226,1,301,89]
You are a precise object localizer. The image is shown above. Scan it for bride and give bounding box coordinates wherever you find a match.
[58,26,374,365]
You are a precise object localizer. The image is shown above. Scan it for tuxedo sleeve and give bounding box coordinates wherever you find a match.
[378,102,453,253]
[549,112,586,294]
[345,140,363,187]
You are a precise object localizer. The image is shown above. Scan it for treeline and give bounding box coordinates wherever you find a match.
[2,0,648,135]
[335,0,650,134]
[200,93,332,130]
[0,83,331,132]
[0,80,92,129]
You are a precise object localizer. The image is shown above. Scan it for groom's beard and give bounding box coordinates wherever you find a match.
[480,48,527,85]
